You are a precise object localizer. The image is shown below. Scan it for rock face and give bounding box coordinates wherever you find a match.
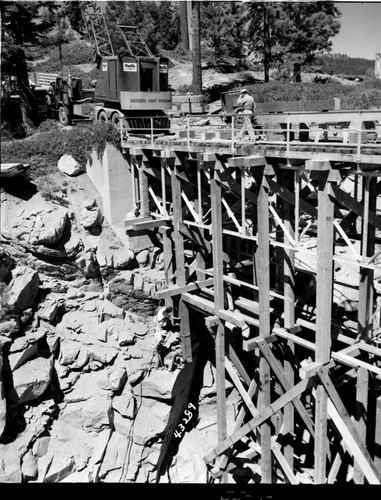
[0,174,231,485]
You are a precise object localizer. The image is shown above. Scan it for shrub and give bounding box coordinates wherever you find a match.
[1,122,122,181]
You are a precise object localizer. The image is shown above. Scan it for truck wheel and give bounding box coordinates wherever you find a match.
[59,105,71,126]
[97,111,108,123]
[111,113,121,129]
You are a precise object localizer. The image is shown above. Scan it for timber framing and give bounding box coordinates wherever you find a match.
[121,113,381,484]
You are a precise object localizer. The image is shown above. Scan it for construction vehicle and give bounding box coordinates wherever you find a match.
[50,2,172,134]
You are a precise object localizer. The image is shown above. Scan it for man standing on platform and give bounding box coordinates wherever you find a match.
[236,88,256,142]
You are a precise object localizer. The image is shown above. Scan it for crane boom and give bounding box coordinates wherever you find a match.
[81,1,114,61]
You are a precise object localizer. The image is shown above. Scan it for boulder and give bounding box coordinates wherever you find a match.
[112,383,135,419]
[96,365,127,393]
[98,431,131,482]
[13,201,69,247]
[0,245,13,282]
[136,249,150,266]
[21,449,38,481]
[132,398,171,446]
[96,239,135,271]
[57,154,83,176]
[137,369,178,400]
[12,356,53,404]
[0,317,19,337]
[6,266,39,313]
[79,206,102,231]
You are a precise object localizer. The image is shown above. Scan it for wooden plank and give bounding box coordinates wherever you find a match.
[331,184,381,231]
[257,173,272,483]
[314,169,335,484]
[181,292,247,328]
[353,367,369,483]
[266,177,317,218]
[280,168,296,468]
[152,278,214,299]
[256,339,315,437]
[318,369,380,484]
[225,357,259,419]
[179,299,192,362]
[216,320,227,464]
[375,396,381,481]
[138,163,150,218]
[228,344,252,387]
[204,376,316,464]
[178,221,211,253]
[131,217,171,231]
[227,155,266,168]
[271,437,299,484]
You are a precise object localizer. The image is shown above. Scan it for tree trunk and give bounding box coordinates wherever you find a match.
[179,0,189,50]
[263,6,271,83]
[293,62,301,83]
[191,1,202,95]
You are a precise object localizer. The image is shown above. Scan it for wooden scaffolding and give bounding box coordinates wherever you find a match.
[121,116,381,484]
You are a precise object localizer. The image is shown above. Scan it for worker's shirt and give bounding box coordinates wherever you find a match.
[237,94,255,113]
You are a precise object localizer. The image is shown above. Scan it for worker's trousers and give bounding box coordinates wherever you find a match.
[238,110,256,140]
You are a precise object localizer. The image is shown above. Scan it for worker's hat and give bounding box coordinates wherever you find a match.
[240,88,247,94]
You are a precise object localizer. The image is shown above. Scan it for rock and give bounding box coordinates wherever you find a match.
[96,239,135,271]
[6,266,39,313]
[137,369,178,401]
[37,297,64,324]
[132,398,171,446]
[103,317,135,346]
[98,431,130,482]
[21,449,38,481]
[12,356,53,404]
[136,249,150,265]
[79,206,103,232]
[13,201,69,247]
[0,317,19,337]
[83,198,96,210]
[98,299,125,320]
[112,383,135,419]
[63,229,83,258]
[59,395,112,433]
[0,444,22,482]
[0,245,13,282]
[57,154,83,176]
[20,308,33,325]
[173,428,212,483]
[97,366,127,393]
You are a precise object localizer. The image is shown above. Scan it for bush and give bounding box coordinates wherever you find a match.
[1,122,122,181]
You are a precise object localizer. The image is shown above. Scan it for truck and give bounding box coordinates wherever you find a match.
[49,2,172,134]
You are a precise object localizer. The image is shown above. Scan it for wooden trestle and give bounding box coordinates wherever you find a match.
[121,131,381,484]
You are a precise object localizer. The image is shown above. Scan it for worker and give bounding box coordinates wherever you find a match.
[153,305,173,368]
[236,88,256,142]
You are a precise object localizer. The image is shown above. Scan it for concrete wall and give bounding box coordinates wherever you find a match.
[86,143,134,226]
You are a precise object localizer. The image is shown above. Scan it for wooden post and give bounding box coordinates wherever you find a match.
[280,168,296,468]
[210,169,227,481]
[354,176,376,483]
[314,166,335,484]
[171,159,192,362]
[257,171,272,482]
[375,396,381,481]
[195,159,206,280]
[138,160,149,218]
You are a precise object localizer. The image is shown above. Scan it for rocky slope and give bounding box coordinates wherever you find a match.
[0,160,240,483]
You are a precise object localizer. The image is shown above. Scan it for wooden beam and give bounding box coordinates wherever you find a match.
[227,155,267,168]
[153,278,214,299]
[257,173,272,483]
[256,339,315,437]
[271,437,299,484]
[204,376,316,464]
[314,169,335,484]
[374,396,381,481]
[130,217,171,231]
[318,368,380,484]
[181,292,247,328]
[353,367,369,483]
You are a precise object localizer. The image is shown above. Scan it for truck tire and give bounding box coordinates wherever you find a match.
[59,105,71,126]
[97,111,108,123]
[111,113,122,129]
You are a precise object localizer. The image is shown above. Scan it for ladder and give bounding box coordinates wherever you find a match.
[81,1,114,59]
[118,25,153,57]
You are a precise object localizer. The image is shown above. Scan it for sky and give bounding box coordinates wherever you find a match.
[329,1,381,59]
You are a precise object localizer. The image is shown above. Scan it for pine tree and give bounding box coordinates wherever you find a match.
[200,1,245,67]
[247,2,341,82]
